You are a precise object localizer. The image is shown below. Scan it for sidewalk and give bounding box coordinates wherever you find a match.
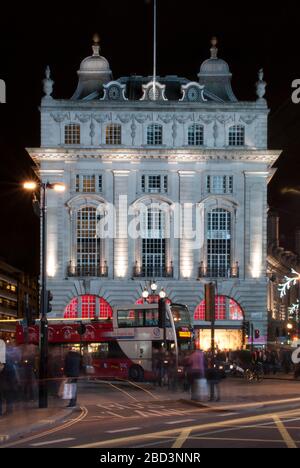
[0,398,76,443]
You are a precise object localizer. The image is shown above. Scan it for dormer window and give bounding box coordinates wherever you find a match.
[65,124,80,145]
[228,125,245,146]
[106,124,121,145]
[147,124,163,145]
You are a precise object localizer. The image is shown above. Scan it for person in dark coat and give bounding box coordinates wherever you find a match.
[206,358,222,402]
[64,350,81,407]
[0,356,18,414]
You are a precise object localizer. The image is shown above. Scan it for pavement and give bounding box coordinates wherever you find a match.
[0,398,77,443]
[0,373,299,444]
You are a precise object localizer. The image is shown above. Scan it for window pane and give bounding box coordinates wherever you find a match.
[188,124,204,146]
[147,124,162,145]
[229,125,245,146]
[106,124,122,145]
[65,124,80,145]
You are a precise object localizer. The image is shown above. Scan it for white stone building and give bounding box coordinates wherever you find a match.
[27,38,281,350]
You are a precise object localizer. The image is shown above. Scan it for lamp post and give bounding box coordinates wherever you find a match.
[23,180,65,408]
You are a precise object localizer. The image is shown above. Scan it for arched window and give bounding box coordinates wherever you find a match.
[194,296,244,321]
[63,295,112,319]
[147,124,163,145]
[228,125,245,146]
[106,124,122,145]
[188,124,204,146]
[76,207,100,276]
[207,208,231,278]
[65,124,80,145]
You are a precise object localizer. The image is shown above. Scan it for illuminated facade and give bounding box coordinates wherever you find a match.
[27,37,281,349]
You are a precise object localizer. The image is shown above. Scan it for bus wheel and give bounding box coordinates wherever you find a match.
[129,365,144,382]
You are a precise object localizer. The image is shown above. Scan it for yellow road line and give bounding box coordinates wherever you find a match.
[73,407,300,448]
[193,436,285,444]
[1,406,88,448]
[172,429,191,448]
[107,383,138,401]
[273,415,297,448]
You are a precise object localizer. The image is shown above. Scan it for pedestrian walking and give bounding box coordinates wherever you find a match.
[206,358,222,402]
[63,349,81,407]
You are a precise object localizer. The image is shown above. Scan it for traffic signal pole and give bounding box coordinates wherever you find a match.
[39,183,48,409]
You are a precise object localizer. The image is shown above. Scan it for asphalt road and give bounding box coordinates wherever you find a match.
[2,378,300,448]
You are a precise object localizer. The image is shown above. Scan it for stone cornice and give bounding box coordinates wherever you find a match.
[26,147,281,165]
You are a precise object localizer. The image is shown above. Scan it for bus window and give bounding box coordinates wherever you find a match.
[88,343,109,359]
[108,341,127,359]
[117,309,144,328]
[145,309,159,327]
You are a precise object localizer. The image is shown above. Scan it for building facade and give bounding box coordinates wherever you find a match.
[0,259,38,341]
[267,211,300,344]
[27,38,281,350]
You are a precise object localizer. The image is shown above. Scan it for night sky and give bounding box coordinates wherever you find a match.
[0,1,300,274]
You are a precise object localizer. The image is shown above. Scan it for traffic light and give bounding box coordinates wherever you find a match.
[204,282,215,322]
[77,323,86,336]
[254,329,260,339]
[158,298,166,329]
[47,290,53,313]
[243,321,250,337]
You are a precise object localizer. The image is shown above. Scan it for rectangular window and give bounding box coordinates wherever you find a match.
[82,175,96,193]
[147,124,163,145]
[142,239,166,277]
[229,125,245,146]
[106,124,122,145]
[75,175,102,193]
[141,175,168,194]
[65,124,80,145]
[206,176,233,194]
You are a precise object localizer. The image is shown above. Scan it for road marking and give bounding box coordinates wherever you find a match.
[218,413,237,417]
[106,411,127,419]
[107,383,138,401]
[172,429,191,448]
[31,438,75,447]
[72,407,300,448]
[106,427,141,434]
[1,406,88,448]
[165,419,196,425]
[273,415,297,448]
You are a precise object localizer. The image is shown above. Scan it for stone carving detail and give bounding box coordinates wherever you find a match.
[198,115,214,125]
[140,81,167,101]
[180,82,207,102]
[75,114,91,123]
[256,69,267,101]
[116,113,151,145]
[43,66,54,99]
[50,112,70,123]
[239,115,257,125]
[213,121,218,147]
[101,81,128,101]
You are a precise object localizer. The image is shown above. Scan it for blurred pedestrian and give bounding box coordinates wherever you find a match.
[0,353,18,414]
[206,358,222,402]
[64,349,81,407]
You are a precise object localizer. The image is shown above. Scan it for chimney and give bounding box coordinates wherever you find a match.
[267,210,279,247]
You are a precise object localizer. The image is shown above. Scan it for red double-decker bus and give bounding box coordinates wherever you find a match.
[16,302,193,381]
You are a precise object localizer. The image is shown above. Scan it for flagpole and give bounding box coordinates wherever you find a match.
[153,0,157,100]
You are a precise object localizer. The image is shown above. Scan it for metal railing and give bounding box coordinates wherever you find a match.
[198,263,239,279]
[67,262,108,278]
[133,263,173,278]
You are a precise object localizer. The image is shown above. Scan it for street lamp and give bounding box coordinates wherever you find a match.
[142,287,149,303]
[23,180,65,408]
[159,288,166,299]
[150,280,158,294]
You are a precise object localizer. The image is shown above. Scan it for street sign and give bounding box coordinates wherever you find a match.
[0,339,6,363]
